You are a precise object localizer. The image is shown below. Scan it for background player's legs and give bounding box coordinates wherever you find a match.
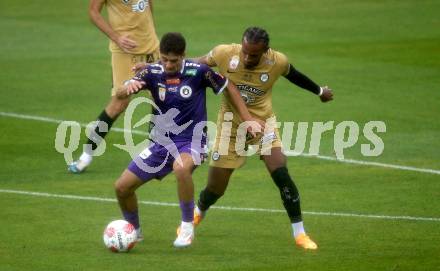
[104,95,130,119]
[83,96,130,156]
[114,169,145,237]
[197,166,234,212]
[69,52,157,173]
[262,147,317,249]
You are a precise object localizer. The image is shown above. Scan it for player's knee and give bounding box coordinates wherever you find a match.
[173,166,191,182]
[114,179,133,198]
[271,167,300,202]
[271,167,291,187]
[271,167,299,194]
[173,157,194,180]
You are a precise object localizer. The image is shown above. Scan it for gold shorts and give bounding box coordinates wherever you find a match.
[111,49,159,96]
[209,118,282,169]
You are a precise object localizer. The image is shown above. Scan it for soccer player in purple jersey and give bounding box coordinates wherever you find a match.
[113,32,262,248]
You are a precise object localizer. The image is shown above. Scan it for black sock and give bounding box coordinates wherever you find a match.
[86,110,115,151]
[198,189,222,211]
[271,167,302,223]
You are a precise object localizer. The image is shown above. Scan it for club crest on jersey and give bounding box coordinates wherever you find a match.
[212,151,220,161]
[132,0,148,12]
[260,73,269,82]
[179,86,192,98]
[158,87,166,101]
[229,55,240,70]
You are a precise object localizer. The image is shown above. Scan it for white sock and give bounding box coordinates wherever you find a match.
[76,152,93,170]
[181,221,194,229]
[292,221,305,238]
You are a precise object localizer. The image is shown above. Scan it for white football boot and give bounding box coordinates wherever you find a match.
[173,221,194,248]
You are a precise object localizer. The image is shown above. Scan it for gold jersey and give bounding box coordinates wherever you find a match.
[206,43,290,123]
[106,0,159,54]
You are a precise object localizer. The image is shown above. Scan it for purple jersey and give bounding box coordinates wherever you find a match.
[133,60,228,141]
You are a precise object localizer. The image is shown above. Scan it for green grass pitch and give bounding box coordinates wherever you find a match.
[0,0,439,270]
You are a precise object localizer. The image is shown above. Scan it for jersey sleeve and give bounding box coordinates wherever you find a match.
[131,67,151,90]
[205,44,229,67]
[201,65,228,95]
[275,51,290,77]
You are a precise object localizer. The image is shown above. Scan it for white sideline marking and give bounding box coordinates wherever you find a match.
[284,151,440,175]
[0,111,147,135]
[0,189,439,222]
[1,111,440,175]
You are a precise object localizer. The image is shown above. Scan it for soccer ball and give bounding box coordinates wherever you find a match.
[103,220,137,252]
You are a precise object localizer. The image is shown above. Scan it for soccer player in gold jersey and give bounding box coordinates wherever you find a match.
[194,27,334,250]
[69,0,160,173]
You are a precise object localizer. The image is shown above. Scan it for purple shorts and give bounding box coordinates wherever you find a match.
[127,140,207,182]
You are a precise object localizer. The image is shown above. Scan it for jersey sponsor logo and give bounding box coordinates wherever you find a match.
[236,84,265,96]
[260,73,269,82]
[185,62,201,68]
[150,69,162,74]
[167,86,178,92]
[179,85,192,98]
[132,0,148,12]
[229,55,240,70]
[166,78,180,85]
[265,59,275,65]
[184,69,197,76]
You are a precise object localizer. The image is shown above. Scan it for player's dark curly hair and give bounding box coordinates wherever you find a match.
[242,27,270,49]
[160,32,186,55]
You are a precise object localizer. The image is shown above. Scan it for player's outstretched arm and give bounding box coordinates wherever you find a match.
[115,80,145,99]
[284,64,334,103]
[191,55,209,66]
[224,81,264,137]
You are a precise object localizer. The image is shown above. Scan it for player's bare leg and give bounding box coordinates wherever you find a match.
[262,147,317,250]
[114,169,144,241]
[173,153,196,248]
[194,167,234,226]
[105,95,130,119]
